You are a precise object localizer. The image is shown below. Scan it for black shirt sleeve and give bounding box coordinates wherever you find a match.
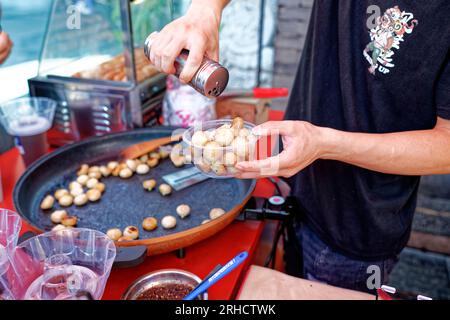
[436,54,450,120]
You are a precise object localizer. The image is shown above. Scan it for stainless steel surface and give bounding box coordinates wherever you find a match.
[122,269,208,300]
[144,33,229,98]
[162,166,210,191]
[192,59,229,97]
[120,0,137,84]
[28,74,166,145]
[27,0,168,145]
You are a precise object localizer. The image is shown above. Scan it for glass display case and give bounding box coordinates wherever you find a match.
[28,0,173,145]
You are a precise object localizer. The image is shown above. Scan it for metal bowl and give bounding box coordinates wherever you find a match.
[122,269,207,300]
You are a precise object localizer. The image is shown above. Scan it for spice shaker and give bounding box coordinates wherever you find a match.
[144,33,229,98]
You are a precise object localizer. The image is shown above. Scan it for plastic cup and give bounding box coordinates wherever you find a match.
[67,92,96,139]
[0,97,56,166]
[10,228,116,300]
[0,209,22,300]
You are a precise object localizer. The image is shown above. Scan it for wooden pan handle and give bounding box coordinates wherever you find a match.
[120,133,182,160]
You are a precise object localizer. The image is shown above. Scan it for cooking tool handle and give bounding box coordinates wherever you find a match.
[188,264,222,296]
[253,88,289,99]
[183,251,248,300]
[113,245,148,268]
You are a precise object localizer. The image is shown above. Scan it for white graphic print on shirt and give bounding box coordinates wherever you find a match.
[363,5,418,75]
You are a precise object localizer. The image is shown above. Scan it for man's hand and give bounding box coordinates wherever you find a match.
[235,117,450,179]
[148,0,228,83]
[235,121,326,179]
[0,32,13,65]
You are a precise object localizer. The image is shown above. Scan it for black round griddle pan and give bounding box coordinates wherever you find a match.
[13,127,255,256]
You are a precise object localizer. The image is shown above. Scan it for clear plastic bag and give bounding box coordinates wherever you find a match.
[163,75,216,127]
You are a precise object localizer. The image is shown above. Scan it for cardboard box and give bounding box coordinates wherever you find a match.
[215,98,270,125]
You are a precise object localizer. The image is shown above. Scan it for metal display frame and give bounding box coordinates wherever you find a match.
[28,0,167,146]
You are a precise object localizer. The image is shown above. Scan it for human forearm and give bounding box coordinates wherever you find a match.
[235,118,450,179]
[191,0,229,15]
[148,0,228,81]
[320,117,450,175]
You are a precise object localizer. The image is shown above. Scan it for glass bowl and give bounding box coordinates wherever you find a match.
[182,119,257,178]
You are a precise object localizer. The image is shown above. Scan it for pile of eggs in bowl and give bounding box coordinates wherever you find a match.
[183,117,258,178]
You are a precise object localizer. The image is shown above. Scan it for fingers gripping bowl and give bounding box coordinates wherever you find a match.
[182,118,258,178]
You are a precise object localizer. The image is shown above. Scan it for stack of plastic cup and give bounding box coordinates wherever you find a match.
[0,97,56,166]
[10,228,116,300]
[0,209,22,300]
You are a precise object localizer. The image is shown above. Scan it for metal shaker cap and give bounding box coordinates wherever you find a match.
[192,61,229,98]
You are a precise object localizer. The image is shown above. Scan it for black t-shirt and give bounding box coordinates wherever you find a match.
[285,0,450,261]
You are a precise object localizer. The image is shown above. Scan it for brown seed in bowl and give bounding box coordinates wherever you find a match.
[211,163,227,176]
[142,179,157,191]
[88,166,100,174]
[87,188,102,202]
[77,164,89,176]
[196,158,211,173]
[123,226,139,240]
[86,178,98,189]
[223,152,237,167]
[119,167,133,179]
[50,210,68,224]
[74,194,88,206]
[149,152,161,160]
[61,215,78,227]
[147,158,159,168]
[77,174,89,186]
[112,165,121,176]
[70,187,84,197]
[136,163,150,175]
[203,141,222,163]
[231,117,245,130]
[40,195,55,210]
[54,189,69,200]
[139,154,149,162]
[158,184,172,196]
[159,146,171,159]
[191,131,209,147]
[171,155,185,167]
[100,166,111,177]
[106,228,122,241]
[59,195,74,207]
[209,208,225,220]
[161,215,177,229]
[107,161,119,171]
[94,182,106,193]
[231,136,249,158]
[69,181,82,190]
[176,204,191,219]
[142,217,158,231]
[88,171,102,179]
[214,127,234,147]
[126,159,138,172]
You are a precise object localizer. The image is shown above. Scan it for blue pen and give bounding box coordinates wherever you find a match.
[183,251,249,300]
